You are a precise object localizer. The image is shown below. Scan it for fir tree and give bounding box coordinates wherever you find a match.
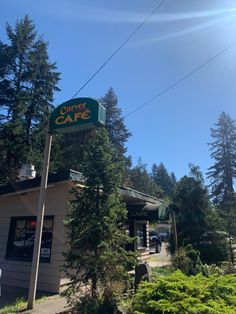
[207,112,236,204]
[0,16,60,183]
[100,87,131,160]
[62,128,136,311]
[61,88,131,178]
[127,158,163,198]
[172,175,211,248]
[171,166,228,263]
[152,162,174,197]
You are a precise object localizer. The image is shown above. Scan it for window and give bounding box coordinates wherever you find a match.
[6,216,54,262]
[136,223,147,249]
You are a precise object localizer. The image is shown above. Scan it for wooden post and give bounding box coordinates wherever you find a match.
[171,210,178,253]
[27,132,52,309]
[229,235,234,266]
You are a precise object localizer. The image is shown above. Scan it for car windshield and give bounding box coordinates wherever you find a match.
[149,230,158,237]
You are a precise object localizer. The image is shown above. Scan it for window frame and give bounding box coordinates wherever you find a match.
[136,222,147,250]
[5,215,54,263]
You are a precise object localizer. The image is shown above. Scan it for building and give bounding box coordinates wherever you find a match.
[0,170,165,293]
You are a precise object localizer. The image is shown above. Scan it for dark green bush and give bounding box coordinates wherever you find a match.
[74,294,117,314]
[128,270,236,314]
[197,232,230,264]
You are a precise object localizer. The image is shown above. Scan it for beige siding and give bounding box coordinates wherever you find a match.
[0,182,70,293]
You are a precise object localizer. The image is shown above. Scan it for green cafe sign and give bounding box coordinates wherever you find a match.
[49,98,106,134]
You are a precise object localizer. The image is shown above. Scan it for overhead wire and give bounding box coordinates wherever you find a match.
[124,40,236,118]
[71,0,166,98]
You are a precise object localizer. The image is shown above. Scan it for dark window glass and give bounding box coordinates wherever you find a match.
[6,216,54,262]
[137,223,147,249]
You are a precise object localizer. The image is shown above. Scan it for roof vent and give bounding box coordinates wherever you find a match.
[18,164,36,181]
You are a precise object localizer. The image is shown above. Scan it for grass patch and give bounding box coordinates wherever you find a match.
[0,295,48,314]
[0,298,28,314]
[152,265,173,276]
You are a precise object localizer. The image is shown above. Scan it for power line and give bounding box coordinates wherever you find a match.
[71,0,166,98]
[124,40,236,118]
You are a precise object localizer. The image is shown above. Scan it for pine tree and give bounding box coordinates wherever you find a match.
[0,16,60,183]
[152,162,174,197]
[207,112,236,204]
[171,171,228,263]
[127,158,163,198]
[63,128,136,311]
[61,88,131,177]
[100,87,131,160]
[170,172,177,188]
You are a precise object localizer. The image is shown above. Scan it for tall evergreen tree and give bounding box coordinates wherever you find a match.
[171,166,227,263]
[152,162,174,197]
[0,16,60,183]
[100,87,131,160]
[127,158,163,198]
[61,88,131,177]
[63,128,136,312]
[170,171,177,187]
[207,112,236,204]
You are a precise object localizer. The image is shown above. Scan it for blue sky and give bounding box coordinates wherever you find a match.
[1,0,236,180]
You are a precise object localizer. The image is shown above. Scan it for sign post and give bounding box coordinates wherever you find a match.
[27,98,106,309]
[28,132,52,309]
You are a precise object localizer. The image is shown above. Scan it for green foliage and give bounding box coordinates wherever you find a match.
[74,294,117,314]
[170,167,228,264]
[207,113,236,242]
[152,163,176,197]
[127,158,163,198]
[207,112,236,204]
[198,232,230,264]
[128,271,236,314]
[203,261,236,276]
[0,16,60,183]
[0,298,28,314]
[152,266,173,277]
[217,192,236,237]
[169,165,230,264]
[171,245,204,275]
[61,87,131,180]
[100,87,131,163]
[62,128,136,311]
[172,173,212,248]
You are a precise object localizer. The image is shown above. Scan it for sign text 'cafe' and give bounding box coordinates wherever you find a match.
[49,98,106,134]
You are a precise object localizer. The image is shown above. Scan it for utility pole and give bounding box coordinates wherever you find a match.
[28,132,52,309]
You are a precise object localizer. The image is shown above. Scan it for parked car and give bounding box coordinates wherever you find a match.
[159,231,169,241]
[149,230,162,253]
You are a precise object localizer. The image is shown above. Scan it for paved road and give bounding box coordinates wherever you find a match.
[30,295,69,314]
[147,242,171,267]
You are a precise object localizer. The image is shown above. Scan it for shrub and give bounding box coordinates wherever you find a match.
[171,245,204,275]
[128,270,236,314]
[74,294,117,314]
[197,232,230,264]
[203,261,236,276]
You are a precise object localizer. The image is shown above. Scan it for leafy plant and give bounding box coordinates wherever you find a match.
[128,271,236,314]
[171,245,204,275]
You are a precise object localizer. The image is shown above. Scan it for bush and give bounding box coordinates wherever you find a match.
[197,232,230,264]
[203,261,236,276]
[74,294,117,314]
[128,271,236,314]
[171,245,204,275]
